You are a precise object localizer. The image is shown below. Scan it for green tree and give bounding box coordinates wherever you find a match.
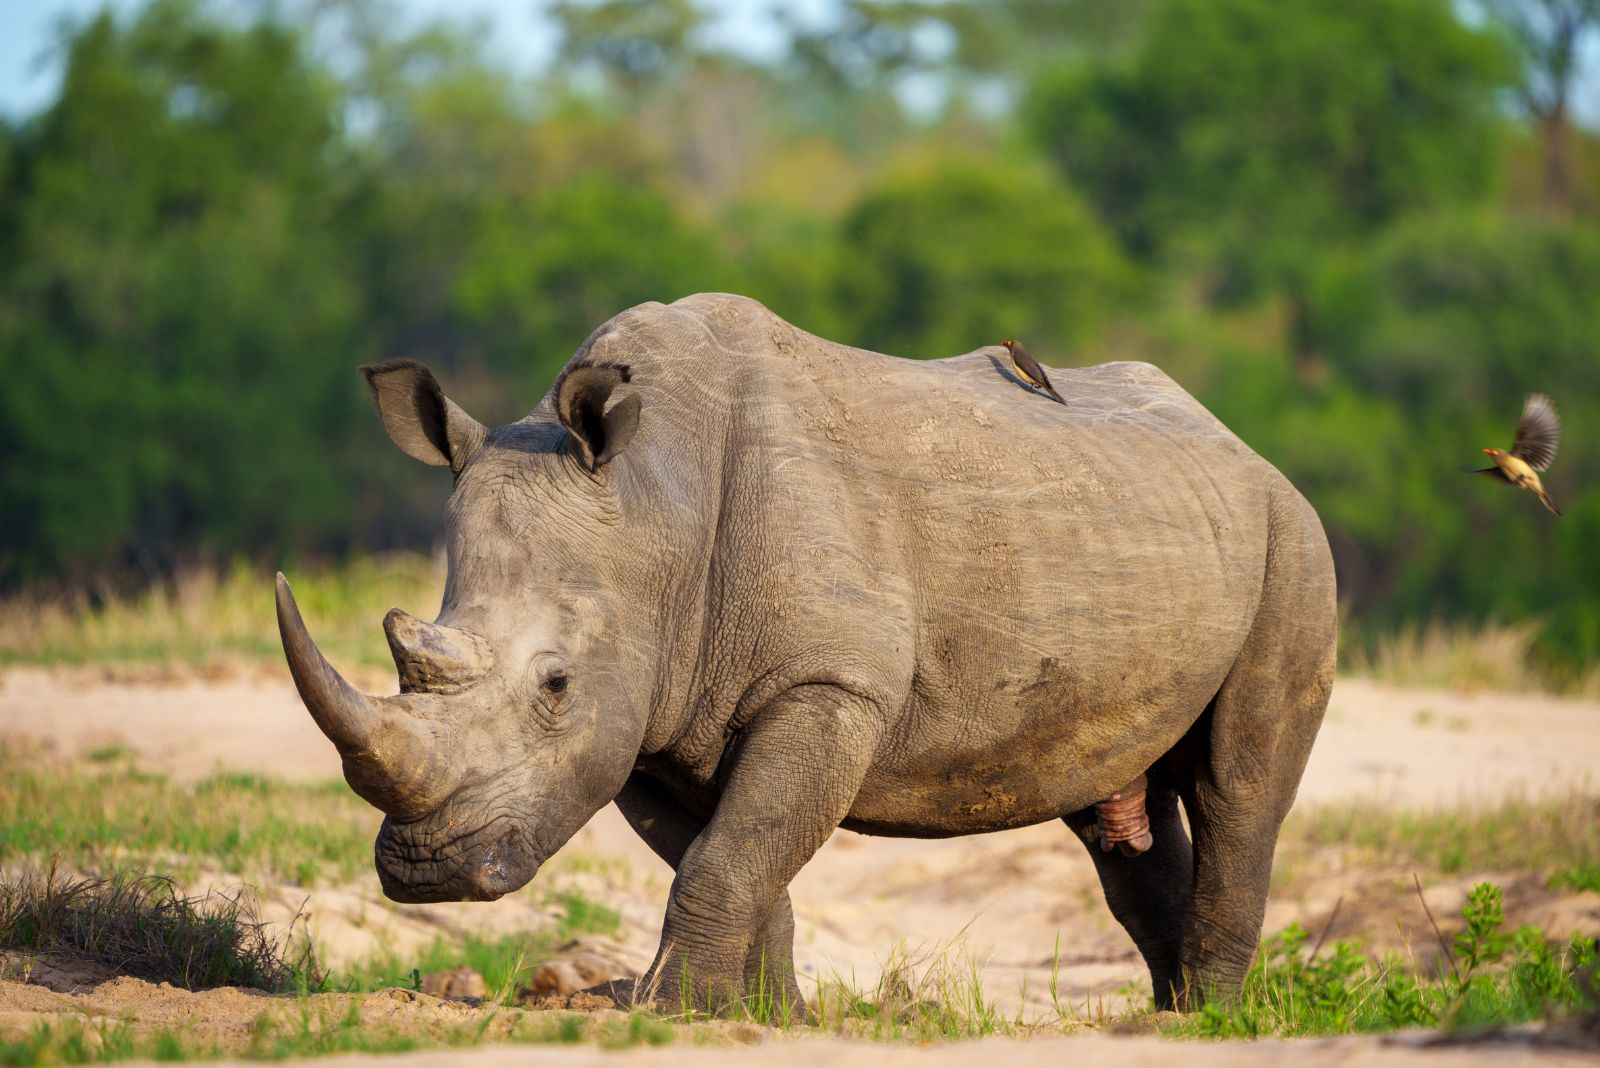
[453,173,730,394]
[1480,0,1600,213]
[0,1,365,579]
[1028,0,1514,378]
[549,0,704,101]
[833,159,1131,359]
[1306,215,1600,664]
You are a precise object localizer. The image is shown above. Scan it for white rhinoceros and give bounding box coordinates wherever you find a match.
[276,293,1336,1013]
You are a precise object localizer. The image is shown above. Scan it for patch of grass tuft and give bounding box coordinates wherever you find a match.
[0,1019,165,1065]
[806,937,1012,1041]
[341,932,541,997]
[0,554,443,674]
[0,746,376,885]
[598,1013,674,1049]
[0,863,319,993]
[1282,794,1600,879]
[1342,617,1600,696]
[551,890,621,941]
[338,891,621,996]
[1549,864,1600,894]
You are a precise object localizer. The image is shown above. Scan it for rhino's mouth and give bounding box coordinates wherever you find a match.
[375,817,544,903]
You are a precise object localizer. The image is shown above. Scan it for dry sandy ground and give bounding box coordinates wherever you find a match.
[3,667,1599,1064]
[204,1037,1600,1068]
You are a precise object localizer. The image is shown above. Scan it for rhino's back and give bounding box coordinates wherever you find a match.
[778,341,1294,831]
[639,293,1284,636]
[781,339,1251,489]
[604,295,1319,831]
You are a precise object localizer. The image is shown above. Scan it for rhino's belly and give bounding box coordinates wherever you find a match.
[843,745,1147,838]
[840,647,1228,838]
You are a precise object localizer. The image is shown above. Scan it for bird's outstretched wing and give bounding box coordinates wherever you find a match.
[1510,393,1560,471]
[1465,466,1510,482]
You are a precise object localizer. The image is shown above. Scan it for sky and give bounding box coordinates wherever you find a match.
[0,0,837,119]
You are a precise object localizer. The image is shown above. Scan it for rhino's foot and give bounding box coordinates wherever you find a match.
[633,958,804,1022]
[1096,776,1153,857]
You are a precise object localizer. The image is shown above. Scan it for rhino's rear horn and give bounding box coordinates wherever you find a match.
[384,609,494,694]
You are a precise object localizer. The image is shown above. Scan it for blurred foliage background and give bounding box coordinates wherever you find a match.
[1,0,1597,678]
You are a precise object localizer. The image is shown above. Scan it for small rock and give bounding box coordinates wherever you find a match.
[724,1021,767,1045]
[524,950,626,999]
[419,966,487,1000]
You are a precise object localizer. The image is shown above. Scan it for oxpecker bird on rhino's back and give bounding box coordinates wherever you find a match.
[1000,338,1066,404]
[277,293,1337,1016]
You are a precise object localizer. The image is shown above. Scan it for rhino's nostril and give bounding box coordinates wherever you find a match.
[474,825,539,899]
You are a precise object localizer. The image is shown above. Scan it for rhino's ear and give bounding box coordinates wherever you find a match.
[360,359,486,473]
[553,362,640,473]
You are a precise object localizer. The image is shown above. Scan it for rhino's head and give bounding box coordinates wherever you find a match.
[277,355,661,903]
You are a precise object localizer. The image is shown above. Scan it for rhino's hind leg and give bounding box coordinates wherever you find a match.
[1065,784,1191,1007]
[1175,496,1336,1009]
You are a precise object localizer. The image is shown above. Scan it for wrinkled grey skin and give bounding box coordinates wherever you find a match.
[277,293,1336,1014]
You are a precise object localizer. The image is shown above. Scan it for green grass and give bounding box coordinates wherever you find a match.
[2,744,1596,1050]
[1549,864,1600,894]
[1170,883,1599,1038]
[2,877,1593,1054]
[5,556,1598,699]
[0,1004,669,1063]
[1341,617,1600,697]
[0,554,443,674]
[1281,794,1600,879]
[0,748,376,886]
[796,937,1021,1040]
[551,890,622,940]
[0,864,317,993]
[335,891,622,997]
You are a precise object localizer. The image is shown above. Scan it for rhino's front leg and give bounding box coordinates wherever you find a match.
[613,772,805,1015]
[644,684,880,1015]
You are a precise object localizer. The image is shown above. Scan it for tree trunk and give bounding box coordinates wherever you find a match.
[1540,97,1574,216]
[1288,285,1325,390]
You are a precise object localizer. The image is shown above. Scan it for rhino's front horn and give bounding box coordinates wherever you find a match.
[275,573,457,818]
[383,608,493,694]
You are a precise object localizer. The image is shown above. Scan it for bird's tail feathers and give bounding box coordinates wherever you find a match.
[1044,386,1066,405]
[1538,489,1563,517]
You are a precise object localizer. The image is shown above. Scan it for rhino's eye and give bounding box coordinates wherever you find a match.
[543,672,569,696]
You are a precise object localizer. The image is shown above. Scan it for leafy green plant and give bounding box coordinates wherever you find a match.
[1174,881,1598,1038]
